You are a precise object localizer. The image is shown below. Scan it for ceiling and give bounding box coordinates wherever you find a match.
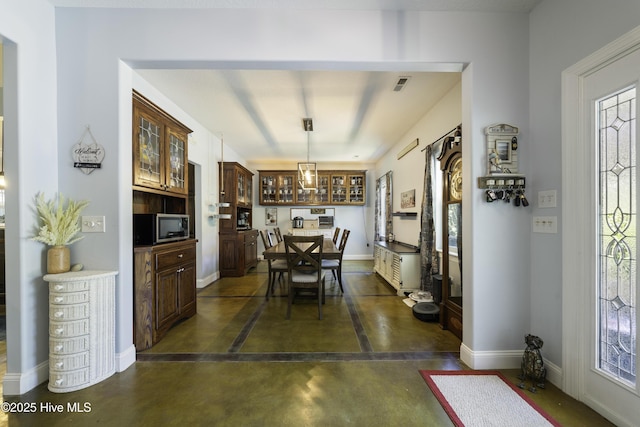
[136,69,461,164]
[50,0,540,164]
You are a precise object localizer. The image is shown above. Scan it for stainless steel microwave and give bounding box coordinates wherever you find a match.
[133,213,190,245]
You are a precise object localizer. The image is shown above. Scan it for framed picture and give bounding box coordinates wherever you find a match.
[265,208,277,225]
[496,140,511,162]
[401,189,416,209]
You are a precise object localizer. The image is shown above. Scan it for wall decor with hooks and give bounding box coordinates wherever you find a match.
[478,123,528,206]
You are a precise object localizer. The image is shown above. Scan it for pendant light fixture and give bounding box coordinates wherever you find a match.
[298,118,317,191]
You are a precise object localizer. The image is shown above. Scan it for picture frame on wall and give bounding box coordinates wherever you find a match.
[265,207,277,225]
[401,189,415,209]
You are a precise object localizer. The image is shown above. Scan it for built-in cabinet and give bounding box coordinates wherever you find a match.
[258,170,366,206]
[133,90,191,197]
[219,162,258,277]
[132,91,196,351]
[134,239,197,351]
[373,241,421,296]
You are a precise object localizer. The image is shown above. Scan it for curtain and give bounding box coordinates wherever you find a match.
[374,172,393,242]
[419,145,439,295]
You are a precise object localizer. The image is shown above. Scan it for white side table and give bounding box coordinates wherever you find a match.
[43,270,117,393]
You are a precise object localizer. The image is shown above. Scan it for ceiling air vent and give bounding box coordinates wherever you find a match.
[393,76,411,92]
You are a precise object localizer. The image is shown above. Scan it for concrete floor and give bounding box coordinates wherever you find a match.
[0,261,614,426]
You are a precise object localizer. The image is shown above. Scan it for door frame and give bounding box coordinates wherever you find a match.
[562,25,640,425]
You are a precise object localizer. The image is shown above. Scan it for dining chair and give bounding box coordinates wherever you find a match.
[274,227,283,243]
[283,234,326,319]
[322,229,350,293]
[332,227,341,244]
[260,230,287,299]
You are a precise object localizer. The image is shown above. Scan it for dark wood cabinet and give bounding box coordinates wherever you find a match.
[219,162,257,277]
[133,90,191,197]
[220,229,258,277]
[134,239,197,351]
[132,91,196,351]
[258,170,366,206]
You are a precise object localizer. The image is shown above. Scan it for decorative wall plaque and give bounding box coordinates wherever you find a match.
[72,127,105,174]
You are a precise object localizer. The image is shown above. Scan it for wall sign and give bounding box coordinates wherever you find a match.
[72,127,105,174]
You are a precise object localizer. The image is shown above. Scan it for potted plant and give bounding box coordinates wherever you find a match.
[32,192,89,273]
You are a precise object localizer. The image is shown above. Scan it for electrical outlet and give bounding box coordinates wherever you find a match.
[82,216,106,233]
[538,190,557,208]
[532,216,557,233]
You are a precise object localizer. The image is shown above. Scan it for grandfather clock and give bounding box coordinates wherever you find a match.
[438,128,463,340]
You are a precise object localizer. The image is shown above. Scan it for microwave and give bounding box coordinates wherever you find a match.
[133,213,190,245]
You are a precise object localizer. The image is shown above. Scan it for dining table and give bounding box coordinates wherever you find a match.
[263,237,341,260]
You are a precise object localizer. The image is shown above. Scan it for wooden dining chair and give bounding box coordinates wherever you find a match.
[274,227,283,243]
[332,227,341,244]
[260,230,287,299]
[322,229,350,293]
[283,234,326,319]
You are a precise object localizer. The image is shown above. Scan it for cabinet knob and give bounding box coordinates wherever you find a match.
[55,378,64,386]
[54,285,63,291]
[55,362,64,369]
[177,254,183,258]
[54,297,63,303]
[55,345,63,352]
[55,328,64,335]
[54,311,64,318]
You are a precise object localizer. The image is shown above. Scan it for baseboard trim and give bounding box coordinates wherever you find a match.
[2,360,49,396]
[197,272,218,289]
[117,344,137,372]
[460,343,562,388]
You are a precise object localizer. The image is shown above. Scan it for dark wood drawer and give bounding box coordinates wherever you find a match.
[156,245,196,271]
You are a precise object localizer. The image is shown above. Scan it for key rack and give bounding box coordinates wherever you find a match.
[477,175,529,206]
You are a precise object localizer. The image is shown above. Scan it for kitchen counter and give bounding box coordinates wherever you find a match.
[374,240,419,253]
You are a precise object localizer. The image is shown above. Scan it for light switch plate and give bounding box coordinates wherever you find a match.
[82,216,105,233]
[538,190,557,208]
[533,216,557,233]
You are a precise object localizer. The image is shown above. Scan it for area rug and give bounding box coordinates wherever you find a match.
[420,370,561,427]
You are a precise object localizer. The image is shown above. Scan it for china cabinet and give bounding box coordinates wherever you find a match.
[132,90,191,197]
[43,270,117,393]
[219,162,258,276]
[258,170,366,206]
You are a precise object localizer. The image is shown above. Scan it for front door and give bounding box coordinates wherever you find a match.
[582,46,640,423]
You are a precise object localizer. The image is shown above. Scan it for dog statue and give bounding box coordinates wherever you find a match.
[517,334,547,393]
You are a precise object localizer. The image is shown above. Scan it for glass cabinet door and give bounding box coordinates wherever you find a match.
[279,174,295,204]
[166,129,187,194]
[135,109,163,190]
[246,175,252,206]
[348,174,365,203]
[261,174,277,204]
[331,174,347,204]
[237,172,245,204]
[313,174,330,204]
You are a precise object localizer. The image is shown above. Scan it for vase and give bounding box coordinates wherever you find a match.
[47,245,70,274]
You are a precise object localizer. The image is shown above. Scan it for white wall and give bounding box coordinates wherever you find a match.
[0,0,59,394]
[529,0,640,368]
[376,82,462,248]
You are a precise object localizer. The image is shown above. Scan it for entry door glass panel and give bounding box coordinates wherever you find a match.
[598,86,637,386]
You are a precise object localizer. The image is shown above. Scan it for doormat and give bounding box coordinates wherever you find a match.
[420,370,561,427]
